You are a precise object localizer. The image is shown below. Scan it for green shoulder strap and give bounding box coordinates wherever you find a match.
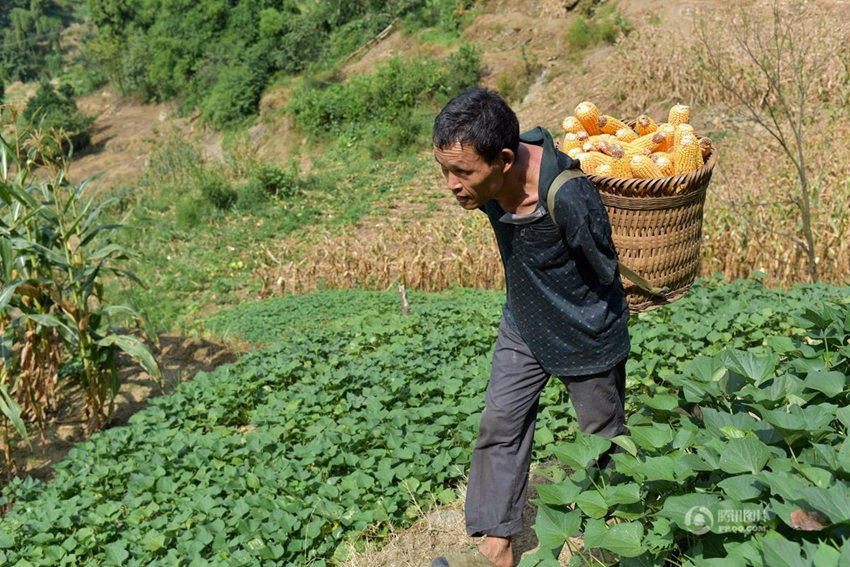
[546,168,669,298]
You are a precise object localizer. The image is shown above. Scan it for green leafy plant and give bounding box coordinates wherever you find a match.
[288,46,480,156]
[0,107,160,473]
[197,172,237,210]
[522,292,850,565]
[1,281,848,564]
[565,3,631,53]
[21,82,94,153]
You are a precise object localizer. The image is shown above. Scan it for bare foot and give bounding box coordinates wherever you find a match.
[478,535,513,567]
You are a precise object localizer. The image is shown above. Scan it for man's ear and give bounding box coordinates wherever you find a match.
[499,148,516,174]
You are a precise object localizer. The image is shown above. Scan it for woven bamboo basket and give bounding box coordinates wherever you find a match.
[586,149,718,314]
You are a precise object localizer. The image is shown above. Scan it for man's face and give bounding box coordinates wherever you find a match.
[433,141,507,209]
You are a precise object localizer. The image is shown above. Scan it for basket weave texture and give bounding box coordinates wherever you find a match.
[586,150,718,314]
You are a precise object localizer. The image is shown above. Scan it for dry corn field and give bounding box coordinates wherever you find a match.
[256,1,850,295]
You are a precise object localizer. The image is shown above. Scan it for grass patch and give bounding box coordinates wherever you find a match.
[564,2,632,53]
[103,128,436,334]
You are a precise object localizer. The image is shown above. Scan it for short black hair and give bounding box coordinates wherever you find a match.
[433,87,519,164]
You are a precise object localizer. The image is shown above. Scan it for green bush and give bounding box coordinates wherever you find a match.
[21,82,94,152]
[565,3,631,52]
[175,194,211,228]
[83,1,474,126]
[251,163,304,199]
[200,64,267,128]
[288,45,480,155]
[197,173,237,210]
[0,0,75,82]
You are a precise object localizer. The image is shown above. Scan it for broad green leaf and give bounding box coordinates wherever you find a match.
[575,490,607,518]
[143,531,166,552]
[534,477,588,506]
[533,507,581,550]
[627,423,673,450]
[602,483,641,506]
[686,355,727,383]
[721,349,777,386]
[552,430,611,471]
[719,437,771,474]
[583,518,644,557]
[637,393,679,412]
[740,374,805,405]
[803,371,847,398]
[760,403,837,437]
[760,534,808,567]
[836,406,850,430]
[809,540,840,567]
[765,335,797,355]
[610,434,638,457]
[103,542,129,564]
[658,493,720,533]
[792,463,833,488]
[717,474,766,501]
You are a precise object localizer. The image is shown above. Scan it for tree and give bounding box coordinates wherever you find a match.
[693,1,842,283]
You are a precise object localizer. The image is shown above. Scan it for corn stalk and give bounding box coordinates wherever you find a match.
[0,105,161,475]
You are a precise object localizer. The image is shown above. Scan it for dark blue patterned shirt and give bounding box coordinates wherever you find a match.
[480,127,630,376]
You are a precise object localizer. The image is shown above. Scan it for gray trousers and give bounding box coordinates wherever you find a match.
[465,315,628,538]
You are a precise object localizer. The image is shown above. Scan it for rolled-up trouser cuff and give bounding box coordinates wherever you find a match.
[467,517,526,538]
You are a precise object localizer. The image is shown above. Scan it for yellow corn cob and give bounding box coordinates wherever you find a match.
[650,152,675,176]
[577,151,613,173]
[668,104,690,127]
[673,133,704,174]
[630,154,664,179]
[610,157,632,178]
[575,101,601,135]
[615,127,638,143]
[621,141,652,157]
[596,140,625,159]
[629,131,667,153]
[654,124,676,152]
[635,115,658,136]
[595,163,613,176]
[588,133,618,144]
[673,123,695,148]
[597,114,630,135]
[562,115,585,135]
[586,134,617,152]
[582,141,596,153]
[567,147,582,159]
[561,132,583,152]
[698,137,713,159]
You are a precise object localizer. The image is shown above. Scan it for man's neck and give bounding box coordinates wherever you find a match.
[496,142,543,215]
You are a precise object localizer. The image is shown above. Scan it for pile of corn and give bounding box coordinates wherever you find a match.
[560,101,712,184]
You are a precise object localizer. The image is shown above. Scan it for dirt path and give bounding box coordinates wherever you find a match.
[5,334,236,488]
[340,465,588,566]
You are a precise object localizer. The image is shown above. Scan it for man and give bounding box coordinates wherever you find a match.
[430,88,630,567]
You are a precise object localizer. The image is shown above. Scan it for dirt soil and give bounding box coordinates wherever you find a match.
[340,462,605,567]
[69,87,220,194]
[5,335,236,489]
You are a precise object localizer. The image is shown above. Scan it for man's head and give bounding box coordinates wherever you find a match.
[433,87,520,209]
